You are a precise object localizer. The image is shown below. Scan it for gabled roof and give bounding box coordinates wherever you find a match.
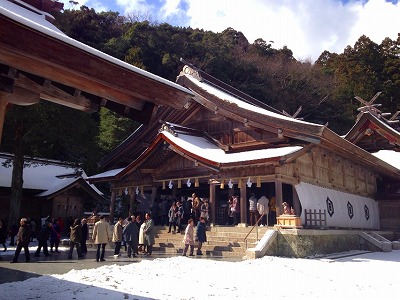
[88,123,305,182]
[344,112,400,152]
[0,153,104,200]
[177,65,324,143]
[161,123,303,166]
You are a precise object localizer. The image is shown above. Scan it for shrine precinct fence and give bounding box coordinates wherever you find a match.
[304,209,327,229]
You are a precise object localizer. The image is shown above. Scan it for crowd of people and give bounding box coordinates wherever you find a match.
[0,191,285,263]
[103,212,157,261]
[6,216,90,263]
[166,193,210,234]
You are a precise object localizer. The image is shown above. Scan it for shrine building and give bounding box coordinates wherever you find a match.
[89,65,400,231]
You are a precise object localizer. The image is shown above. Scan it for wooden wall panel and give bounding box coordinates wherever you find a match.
[314,167,330,184]
[297,160,314,178]
[294,147,377,197]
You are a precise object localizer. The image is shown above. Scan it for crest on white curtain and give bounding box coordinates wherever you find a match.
[187,178,192,187]
[135,186,139,195]
[168,180,173,189]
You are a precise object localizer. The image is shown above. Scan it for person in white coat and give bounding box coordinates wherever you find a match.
[138,219,146,253]
[257,196,269,226]
[92,215,111,262]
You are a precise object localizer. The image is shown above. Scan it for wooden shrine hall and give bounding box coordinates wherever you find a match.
[89,65,400,230]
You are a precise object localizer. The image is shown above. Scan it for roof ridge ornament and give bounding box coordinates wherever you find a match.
[355,93,400,127]
[355,92,383,119]
[180,58,202,81]
[282,106,304,120]
[159,123,178,136]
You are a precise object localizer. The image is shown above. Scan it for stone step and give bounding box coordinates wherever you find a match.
[152,225,264,258]
[152,247,248,258]
[155,241,251,251]
[156,226,269,234]
[155,236,259,244]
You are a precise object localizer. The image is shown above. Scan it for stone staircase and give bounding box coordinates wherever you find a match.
[152,225,269,258]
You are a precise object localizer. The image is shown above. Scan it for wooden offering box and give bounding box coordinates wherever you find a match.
[276,215,303,228]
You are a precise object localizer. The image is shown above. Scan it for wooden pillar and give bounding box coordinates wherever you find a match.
[275,181,283,216]
[239,186,247,226]
[209,182,216,226]
[109,190,117,224]
[0,98,8,145]
[151,186,157,207]
[292,185,301,216]
[129,192,136,216]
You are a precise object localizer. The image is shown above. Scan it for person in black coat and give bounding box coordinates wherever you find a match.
[68,219,83,259]
[196,217,207,255]
[10,218,31,263]
[50,218,61,253]
[123,217,139,258]
[81,218,88,254]
[34,219,52,257]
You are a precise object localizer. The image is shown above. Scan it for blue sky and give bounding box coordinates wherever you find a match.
[60,0,400,61]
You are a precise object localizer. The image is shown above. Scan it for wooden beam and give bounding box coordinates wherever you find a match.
[14,74,94,111]
[4,86,40,105]
[140,169,156,174]
[0,17,192,111]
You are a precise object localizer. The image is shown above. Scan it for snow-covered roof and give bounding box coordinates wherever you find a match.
[0,154,103,196]
[184,73,321,127]
[87,128,302,181]
[0,0,192,95]
[87,168,125,180]
[371,150,400,170]
[162,130,302,164]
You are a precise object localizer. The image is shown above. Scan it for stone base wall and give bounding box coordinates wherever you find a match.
[272,229,398,258]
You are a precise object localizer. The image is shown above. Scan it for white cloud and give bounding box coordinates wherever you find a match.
[57,0,400,61]
[116,0,151,13]
[181,0,400,61]
[349,0,400,47]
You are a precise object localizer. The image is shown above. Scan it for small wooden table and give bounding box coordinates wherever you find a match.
[276,215,303,228]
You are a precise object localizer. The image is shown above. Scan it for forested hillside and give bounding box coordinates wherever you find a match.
[1,6,399,175]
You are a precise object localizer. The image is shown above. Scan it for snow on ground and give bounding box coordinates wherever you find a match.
[1,248,400,299]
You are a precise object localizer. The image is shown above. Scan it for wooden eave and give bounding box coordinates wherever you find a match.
[176,72,324,144]
[111,134,174,180]
[0,13,193,124]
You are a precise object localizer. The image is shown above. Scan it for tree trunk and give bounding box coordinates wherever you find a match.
[8,124,24,229]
